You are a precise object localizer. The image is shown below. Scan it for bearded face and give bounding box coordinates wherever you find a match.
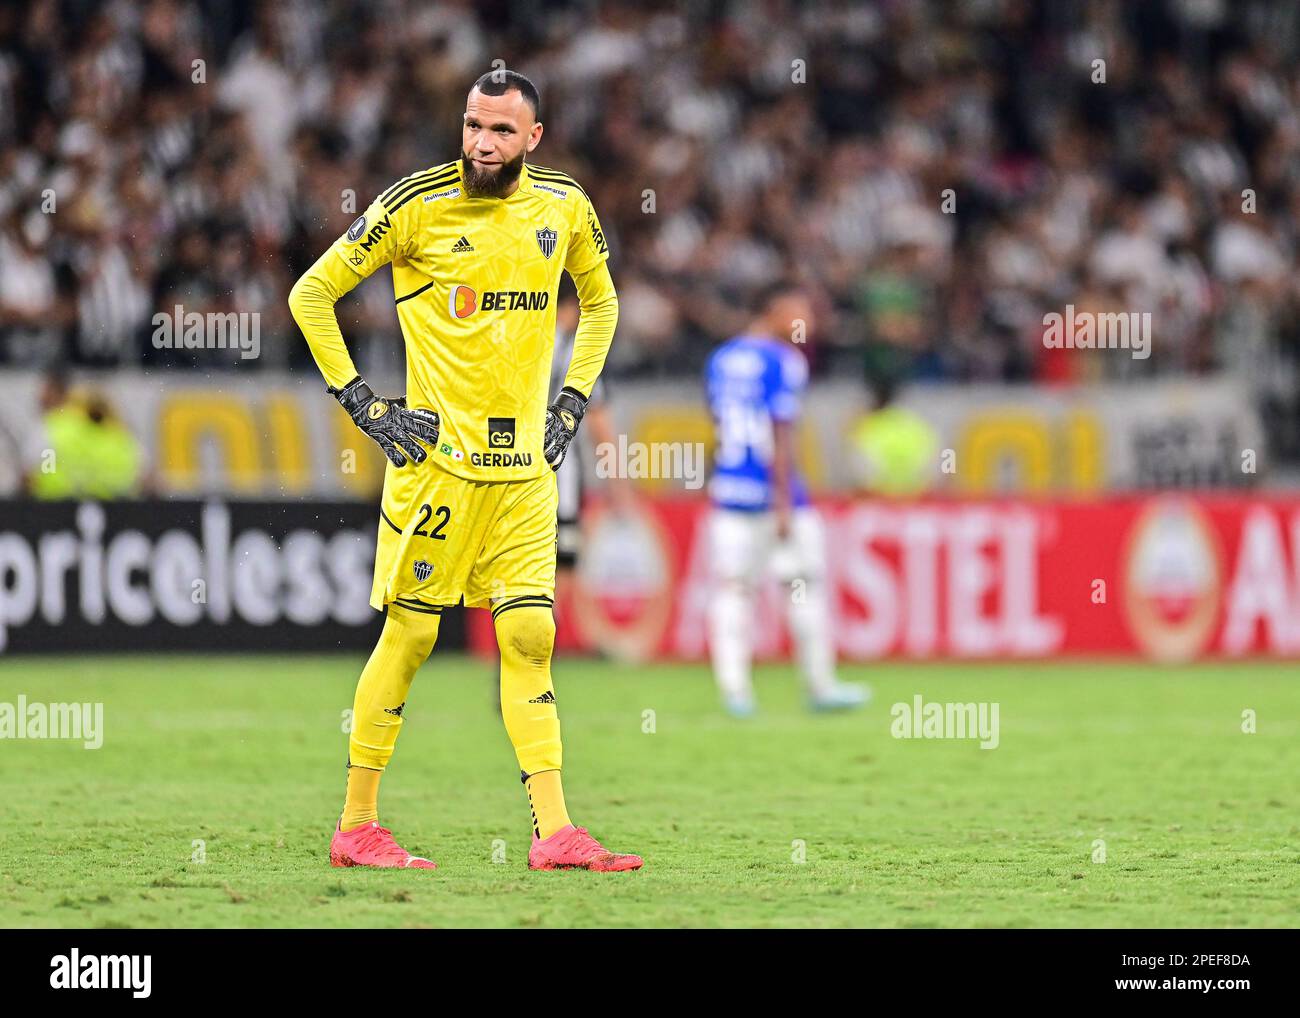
[461,84,540,199]
[460,148,526,198]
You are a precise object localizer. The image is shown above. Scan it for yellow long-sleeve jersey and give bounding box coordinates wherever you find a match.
[288,160,618,483]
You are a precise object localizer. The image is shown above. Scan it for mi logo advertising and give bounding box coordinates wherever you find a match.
[345,214,392,251]
[447,285,549,319]
[587,207,608,255]
[345,213,393,265]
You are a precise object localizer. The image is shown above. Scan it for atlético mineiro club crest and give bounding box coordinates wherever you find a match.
[413,560,433,582]
[535,226,557,259]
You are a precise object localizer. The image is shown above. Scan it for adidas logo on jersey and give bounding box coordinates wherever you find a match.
[451,236,474,252]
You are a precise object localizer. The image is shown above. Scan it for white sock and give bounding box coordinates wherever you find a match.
[787,578,837,698]
[709,582,754,703]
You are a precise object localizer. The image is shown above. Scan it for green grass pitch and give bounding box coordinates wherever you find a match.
[0,653,1296,928]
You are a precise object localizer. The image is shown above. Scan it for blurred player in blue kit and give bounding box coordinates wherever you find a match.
[705,283,869,716]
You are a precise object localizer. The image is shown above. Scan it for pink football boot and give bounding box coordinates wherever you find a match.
[528,825,643,872]
[329,821,437,869]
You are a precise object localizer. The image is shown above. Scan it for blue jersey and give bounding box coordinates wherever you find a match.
[705,334,810,511]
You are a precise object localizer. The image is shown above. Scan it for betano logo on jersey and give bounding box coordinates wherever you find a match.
[447,284,550,320]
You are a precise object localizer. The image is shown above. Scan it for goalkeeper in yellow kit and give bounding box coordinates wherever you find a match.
[288,70,641,872]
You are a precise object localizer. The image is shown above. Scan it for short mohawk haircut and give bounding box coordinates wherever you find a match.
[470,69,541,120]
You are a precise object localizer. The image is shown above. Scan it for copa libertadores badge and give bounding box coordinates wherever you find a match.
[536,226,557,259]
[413,560,433,582]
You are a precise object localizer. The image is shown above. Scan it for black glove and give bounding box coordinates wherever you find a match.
[328,376,440,468]
[544,386,588,471]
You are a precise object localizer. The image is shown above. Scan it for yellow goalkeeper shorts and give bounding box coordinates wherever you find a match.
[370,459,558,610]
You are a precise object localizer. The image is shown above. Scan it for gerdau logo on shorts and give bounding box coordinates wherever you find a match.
[472,451,533,468]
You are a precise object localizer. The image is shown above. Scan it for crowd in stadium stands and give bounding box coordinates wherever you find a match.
[1,0,1299,455]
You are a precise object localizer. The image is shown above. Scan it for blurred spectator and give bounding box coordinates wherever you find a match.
[28,370,144,498]
[850,375,939,496]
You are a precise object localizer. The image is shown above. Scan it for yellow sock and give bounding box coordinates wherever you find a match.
[341,765,381,831]
[340,603,441,830]
[525,769,571,840]
[493,600,567,837]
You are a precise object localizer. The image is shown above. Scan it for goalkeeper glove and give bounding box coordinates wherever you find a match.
[328,376,440,468]
[544,386,588,470]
